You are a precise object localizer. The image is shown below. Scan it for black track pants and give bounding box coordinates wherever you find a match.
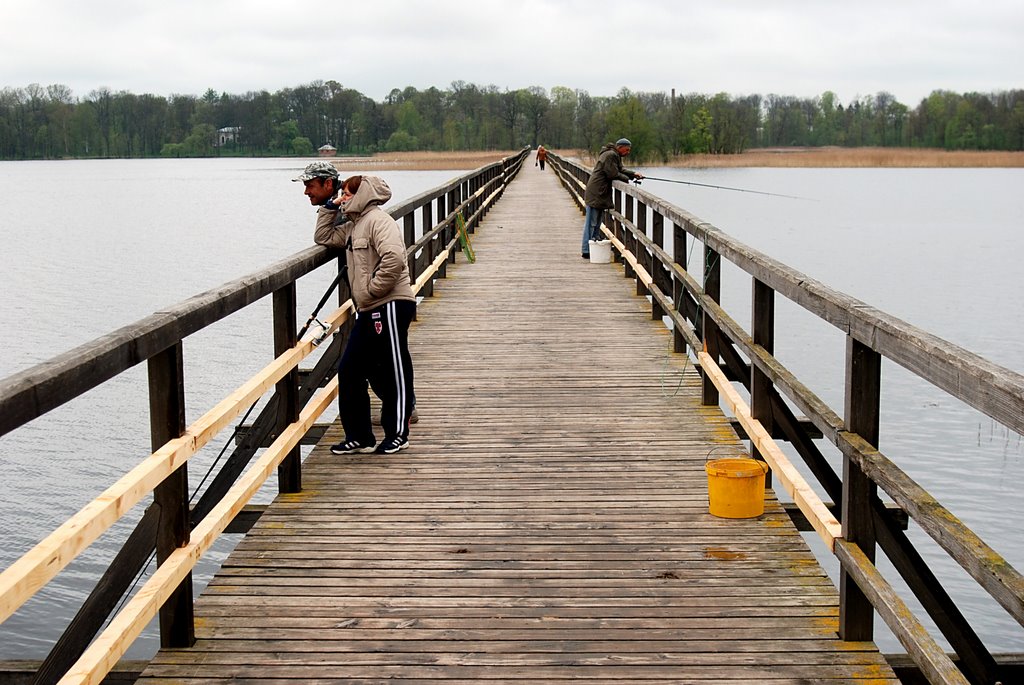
[337,299,416,444]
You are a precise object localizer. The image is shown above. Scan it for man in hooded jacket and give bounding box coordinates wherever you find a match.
[580,138,643,258]
[312,174,417,455]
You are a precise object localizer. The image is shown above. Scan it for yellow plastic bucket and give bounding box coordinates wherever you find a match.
[705,458,768,518]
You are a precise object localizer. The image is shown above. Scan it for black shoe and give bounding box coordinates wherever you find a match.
[375,437,409,454]
[581,253,590,260]
[330,439,376,455]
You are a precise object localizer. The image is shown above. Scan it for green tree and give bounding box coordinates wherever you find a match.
[291,136,314,156]
[396,100,424,140]
[447,81,485,149]
[500,90,523,149]
[763,94,811,146]
[914,90,959,148]
[945,96,988,149]
[183,123,215,156]
[705,92,753,154]
[520,86,550,147]
[160,142,185,157]
[5,79,1024,160]
[605,90,656,161]
[545,86,577,148]
[689,106,713,153]
[1011,101,1024,150]
[813,91,842,145]
[270,119,300,154]
[385,130,419,151]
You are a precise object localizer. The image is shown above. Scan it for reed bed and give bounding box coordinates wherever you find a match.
[666,147,1024,168]
[329,147,1024,170]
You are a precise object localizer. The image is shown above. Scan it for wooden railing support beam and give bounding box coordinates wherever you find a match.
[672,220,687,353]
[701,245,721,406]
[273,284,301,493]
[751,279,775,485]
[840,336,881,641]
[147,343,194,649]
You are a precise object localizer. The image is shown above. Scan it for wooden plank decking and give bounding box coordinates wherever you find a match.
[136,163,898,683]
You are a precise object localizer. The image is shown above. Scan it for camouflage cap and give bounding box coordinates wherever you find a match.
[292,160,340,182]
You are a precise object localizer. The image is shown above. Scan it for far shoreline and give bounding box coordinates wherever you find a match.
[7,147,1022,170]
[334,147,1024,170]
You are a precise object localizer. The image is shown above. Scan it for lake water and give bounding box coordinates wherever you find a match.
[0,158,1021,658]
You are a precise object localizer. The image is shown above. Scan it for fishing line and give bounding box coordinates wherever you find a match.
[660,334,688,398]
[659,226,707,397]
[638,176,813,201]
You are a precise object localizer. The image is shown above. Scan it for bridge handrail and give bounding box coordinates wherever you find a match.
[0,247,328,440]
[548,150,1022,685]
[0,310,346,625]
[550,155,1024,433]
[0,147,530,685]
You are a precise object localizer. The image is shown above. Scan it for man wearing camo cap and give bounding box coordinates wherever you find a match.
[294,160,343,208]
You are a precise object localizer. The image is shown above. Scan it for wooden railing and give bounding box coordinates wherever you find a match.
[0,147,530,685]
[548,151,1024,685]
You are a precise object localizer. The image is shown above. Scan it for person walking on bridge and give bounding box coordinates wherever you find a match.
[297,164,417,455]
[580,138,643,259]
[535,145,548,170]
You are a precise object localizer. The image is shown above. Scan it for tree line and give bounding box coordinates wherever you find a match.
[1,81,1022,162]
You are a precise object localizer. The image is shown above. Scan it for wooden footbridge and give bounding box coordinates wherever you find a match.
[1,148,1022,684]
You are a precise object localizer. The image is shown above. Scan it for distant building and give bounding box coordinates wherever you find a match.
[318,143,337,157]
[216,127,241,146]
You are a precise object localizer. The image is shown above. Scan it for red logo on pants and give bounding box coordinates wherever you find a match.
[374,322,383,335]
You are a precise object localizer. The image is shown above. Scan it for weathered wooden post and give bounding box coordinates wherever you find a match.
[672,221,688,353]
[147,342,195,648]
[620,190,634,279]
[432,198,447,277]
[650,210,666,321]
[467,178,479,230]
[273,283,301,493]
[751,279,775,486]
[840,336,881,640]
[701,244,721,406]
[447,187,460,263]
[636,199,649,298]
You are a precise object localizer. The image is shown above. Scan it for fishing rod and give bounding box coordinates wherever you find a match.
[635,176,812,201]
[298,265,348,344]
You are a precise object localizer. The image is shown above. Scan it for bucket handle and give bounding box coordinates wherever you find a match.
[705,446,730,462]
[705,447,769,474]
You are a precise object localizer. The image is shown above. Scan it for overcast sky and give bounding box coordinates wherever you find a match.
[2,0,1021,106]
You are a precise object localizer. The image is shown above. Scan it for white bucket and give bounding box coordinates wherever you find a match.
[589,239,613,263]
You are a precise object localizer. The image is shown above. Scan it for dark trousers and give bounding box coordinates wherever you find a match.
[337,299,416,444]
